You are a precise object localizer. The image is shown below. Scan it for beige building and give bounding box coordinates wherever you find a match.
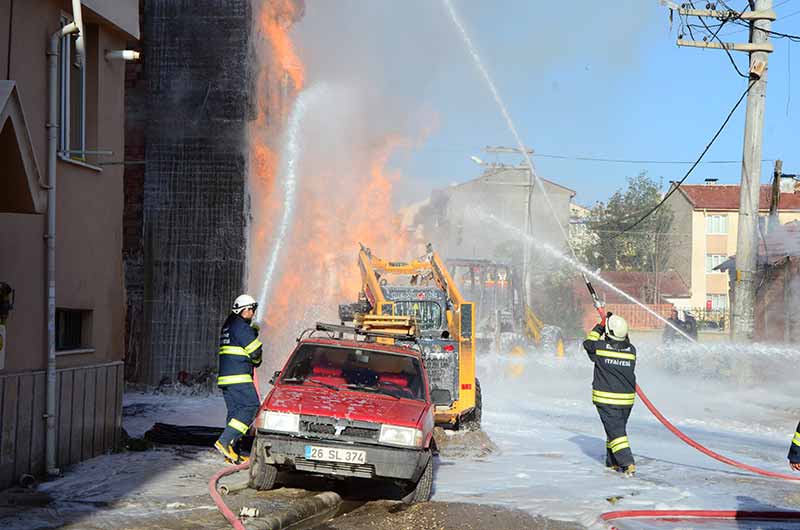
[664,181,800,311]
[0,0,138,488]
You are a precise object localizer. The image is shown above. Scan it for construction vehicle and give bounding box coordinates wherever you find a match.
[447,258,564,357]
[339,244,479,429]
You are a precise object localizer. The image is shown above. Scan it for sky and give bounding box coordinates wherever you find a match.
[295,0,800,209]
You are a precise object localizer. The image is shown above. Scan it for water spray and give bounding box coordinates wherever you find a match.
[256,84,326,312]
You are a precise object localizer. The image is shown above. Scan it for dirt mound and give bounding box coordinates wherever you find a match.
[314,500,584,530]
[432,427,498,459]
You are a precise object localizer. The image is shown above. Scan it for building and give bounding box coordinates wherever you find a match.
[413,166,575,258]
[664,181,800,312]
[0,0,138,488]
[716,221,800,342]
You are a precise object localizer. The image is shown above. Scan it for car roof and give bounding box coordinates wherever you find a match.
[296,337,423,358]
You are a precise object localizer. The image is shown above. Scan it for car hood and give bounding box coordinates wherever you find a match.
[265,385,427,428]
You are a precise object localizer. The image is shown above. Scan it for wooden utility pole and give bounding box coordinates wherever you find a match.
[732,0,773,341]
[667,0,774,341]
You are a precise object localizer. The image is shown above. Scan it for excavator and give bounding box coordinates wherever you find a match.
[339,244,480,429]
[446,258,565,359]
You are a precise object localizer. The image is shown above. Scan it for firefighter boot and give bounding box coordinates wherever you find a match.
[214,440,237,464]
[623,464,636,477]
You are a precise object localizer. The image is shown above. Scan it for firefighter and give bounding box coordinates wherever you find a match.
[583,313,637,476]
[214,294,263,464]
[790,421,800,471]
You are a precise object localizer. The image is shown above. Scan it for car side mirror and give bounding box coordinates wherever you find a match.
[269,370,281,385]
[430,388,451,405]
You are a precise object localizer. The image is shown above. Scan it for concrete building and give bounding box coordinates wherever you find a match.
[415,166,575,259]
[0,0,138,488]
[664,181,800,312]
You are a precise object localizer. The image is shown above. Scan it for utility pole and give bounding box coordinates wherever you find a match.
[666,0,774,341]
[732,0,772,341]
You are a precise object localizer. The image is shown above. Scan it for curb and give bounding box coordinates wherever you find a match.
[246,491,342,530]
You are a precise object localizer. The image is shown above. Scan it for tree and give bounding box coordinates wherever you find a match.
[574,173,674,301]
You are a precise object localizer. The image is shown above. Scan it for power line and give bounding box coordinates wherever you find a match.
[612,80,756,239]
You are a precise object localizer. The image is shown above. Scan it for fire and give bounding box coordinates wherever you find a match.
[247,1,425,369]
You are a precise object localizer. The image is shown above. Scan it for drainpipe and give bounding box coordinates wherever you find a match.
[45,20,79,478]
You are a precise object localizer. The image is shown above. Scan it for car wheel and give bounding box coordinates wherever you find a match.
[248,441,277,491]
[404,453,433,504]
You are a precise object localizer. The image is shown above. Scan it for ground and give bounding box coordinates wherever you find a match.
[2,339,799,529]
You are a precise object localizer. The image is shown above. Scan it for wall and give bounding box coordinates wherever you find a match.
[0,362,123,490]
[131,0,252,385]
[0,1,128,373]
[664,191,694,289]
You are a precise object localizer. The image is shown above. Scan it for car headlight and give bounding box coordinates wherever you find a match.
[260,410,300,433]
[379,424,423,447]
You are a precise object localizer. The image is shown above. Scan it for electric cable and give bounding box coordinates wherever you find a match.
[690,1,751,78]
[612,79,756,239]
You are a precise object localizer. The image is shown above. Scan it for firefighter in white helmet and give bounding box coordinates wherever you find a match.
[214,294,263,463]
[583,312,637,476]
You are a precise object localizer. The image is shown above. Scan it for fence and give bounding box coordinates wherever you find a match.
[596,304,729,332]
[0,361,123,489]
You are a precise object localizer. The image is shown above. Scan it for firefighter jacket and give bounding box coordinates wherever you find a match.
[583,323,636,407]
[217,313,263,386]
[790,421,800,463]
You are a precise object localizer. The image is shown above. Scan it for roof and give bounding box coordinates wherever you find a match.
[715,221,800,271]
[453,166,576,198]
[591,271,690,304]
[0,81,45,214]
[82,0,140,39]
[677,184,800,211]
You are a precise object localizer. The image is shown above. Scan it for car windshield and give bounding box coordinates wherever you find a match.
[392,300,442,331]
[281,344,425,400]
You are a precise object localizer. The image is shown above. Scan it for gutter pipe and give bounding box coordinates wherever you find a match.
[45,18,80,478]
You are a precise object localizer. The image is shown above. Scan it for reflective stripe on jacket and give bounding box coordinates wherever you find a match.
[790,421,800,464]
[583,323,637,408]
[218,313,263,386]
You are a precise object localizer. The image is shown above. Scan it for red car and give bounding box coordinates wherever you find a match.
[248,324,439,503]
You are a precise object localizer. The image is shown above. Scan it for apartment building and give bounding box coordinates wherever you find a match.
[664,180,800,311]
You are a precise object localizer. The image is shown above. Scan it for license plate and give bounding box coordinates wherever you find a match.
[305,445,366,464]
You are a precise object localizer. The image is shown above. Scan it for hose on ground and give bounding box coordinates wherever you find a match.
[636,384,800,481]
[602,509,800,526]
[208,461,250,530]
[599,387,800,526]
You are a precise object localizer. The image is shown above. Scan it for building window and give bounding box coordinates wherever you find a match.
[706,294,728,311]
[706,214,728,235]
[705,254,726,273]
[59,13,85,160]
[56,309,92,351]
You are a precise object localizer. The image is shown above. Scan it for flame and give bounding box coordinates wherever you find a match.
[247,1,431,369]
[259,136,412,363]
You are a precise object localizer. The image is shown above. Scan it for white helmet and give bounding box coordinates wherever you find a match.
[605,314,629,342]
[232,294,257,314]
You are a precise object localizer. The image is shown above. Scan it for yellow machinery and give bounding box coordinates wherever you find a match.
[447,258,565,359]
[341,244,479,428]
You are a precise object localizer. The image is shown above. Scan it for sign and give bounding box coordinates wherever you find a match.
[0,324,5,370]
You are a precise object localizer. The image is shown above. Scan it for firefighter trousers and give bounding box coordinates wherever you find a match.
[218,382,260,448]
[595,403,634,468]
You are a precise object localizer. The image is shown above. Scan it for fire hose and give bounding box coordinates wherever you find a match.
[583,280,800,527]
[209,370,261,530]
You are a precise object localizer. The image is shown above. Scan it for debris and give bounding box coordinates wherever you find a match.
[239,506,260,518]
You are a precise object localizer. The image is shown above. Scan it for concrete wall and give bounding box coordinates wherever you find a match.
[125,0,252,385]
[664,191,694,292]
[0,0,131,487]
[0,1,128,373]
